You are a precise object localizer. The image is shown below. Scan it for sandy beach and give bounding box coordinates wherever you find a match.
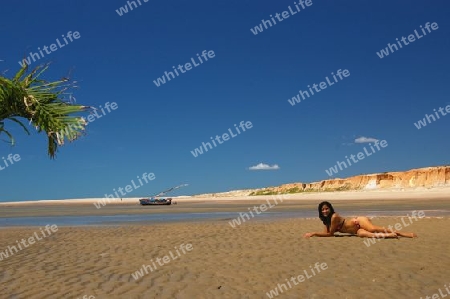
[3,0,450,297]
[1,191,450,299]
[1,218,449,298]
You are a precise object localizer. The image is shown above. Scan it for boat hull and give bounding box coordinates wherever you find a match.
[139,198,172,206]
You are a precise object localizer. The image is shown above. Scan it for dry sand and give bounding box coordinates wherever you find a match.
[1,190,449,298]
[0,218,449,298]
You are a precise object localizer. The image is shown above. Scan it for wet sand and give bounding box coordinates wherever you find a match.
[0,193,449,298]
[1,194,449,218]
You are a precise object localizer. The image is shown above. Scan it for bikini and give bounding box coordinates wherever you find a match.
[353,218,361,230]
[336,219,345,231]
[335,218,360,233]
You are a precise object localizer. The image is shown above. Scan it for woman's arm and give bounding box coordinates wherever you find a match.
[304,231,333,238]
[304,215,341,238]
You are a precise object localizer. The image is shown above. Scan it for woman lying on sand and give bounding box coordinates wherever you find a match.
[303,201,417,238]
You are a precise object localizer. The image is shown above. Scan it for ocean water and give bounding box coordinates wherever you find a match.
[0,209,448,227]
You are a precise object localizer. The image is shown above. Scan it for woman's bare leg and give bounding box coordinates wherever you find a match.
[395,231,417,238]
[356,217,390,232]
[357,217,417,238]
[357,229,398,238]
[356,229,398,239]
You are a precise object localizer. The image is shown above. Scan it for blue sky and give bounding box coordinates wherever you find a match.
[1,0,450,201]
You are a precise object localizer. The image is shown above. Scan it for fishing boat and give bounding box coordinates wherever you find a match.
[139,197,173,206]
[139,184,188,206]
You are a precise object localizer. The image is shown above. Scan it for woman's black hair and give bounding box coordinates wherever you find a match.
[318,201,335,229]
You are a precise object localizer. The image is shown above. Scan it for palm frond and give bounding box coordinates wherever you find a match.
[0,63,91,158]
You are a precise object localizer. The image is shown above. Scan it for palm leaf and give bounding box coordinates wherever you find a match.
[0,63,91,158]
[0,122,15,144]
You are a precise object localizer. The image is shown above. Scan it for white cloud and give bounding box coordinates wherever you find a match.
[248,163,280,170]
[354,136,379,143]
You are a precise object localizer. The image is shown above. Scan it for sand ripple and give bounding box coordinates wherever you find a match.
[0,218,449,298]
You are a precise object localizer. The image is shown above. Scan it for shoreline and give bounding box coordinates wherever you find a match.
[2,213,448,229]
[1,186,450,206]
[1,188,448,226]
[1,196,449,226]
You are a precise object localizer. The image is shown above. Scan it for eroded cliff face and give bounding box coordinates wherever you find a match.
[194,166,450,197]
[256,166,450,194]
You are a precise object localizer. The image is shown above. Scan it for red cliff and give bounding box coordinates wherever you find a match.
[250,166,450,195]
